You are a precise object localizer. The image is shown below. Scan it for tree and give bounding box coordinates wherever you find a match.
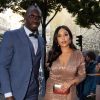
[0,0,63,43]
[57,0,100,30]
[0,34,3,46]
[0,0,100,41]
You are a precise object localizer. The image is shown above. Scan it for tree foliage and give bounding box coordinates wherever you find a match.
[57,0,100,29]
[0,34,3,46]
[0,0,100,41]
[0,0,62,42]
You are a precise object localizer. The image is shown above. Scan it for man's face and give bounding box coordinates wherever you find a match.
[85,56,90,63]
[25,9,41,32]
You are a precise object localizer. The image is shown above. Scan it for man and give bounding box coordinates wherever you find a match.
[0,5,45,100]
[83,51,96,100]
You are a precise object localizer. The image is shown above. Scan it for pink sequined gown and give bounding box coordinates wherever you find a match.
[44,50,86,100]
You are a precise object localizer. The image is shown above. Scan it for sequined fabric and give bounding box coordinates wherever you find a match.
[44,50,86,100]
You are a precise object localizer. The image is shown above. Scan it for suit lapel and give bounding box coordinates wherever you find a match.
[18,27,29,45]
[38,36,44,58]
[18,27,44,60]
[28,39,36,57]
[18,27,35,59]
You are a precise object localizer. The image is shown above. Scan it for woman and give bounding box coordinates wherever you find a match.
[44,25,86,100]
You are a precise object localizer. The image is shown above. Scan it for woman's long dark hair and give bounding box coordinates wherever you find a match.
[47,25,77,67]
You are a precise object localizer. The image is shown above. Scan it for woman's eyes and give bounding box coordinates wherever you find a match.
[65,33,68,36]
[57,35,61,37]
[57,33,68,37]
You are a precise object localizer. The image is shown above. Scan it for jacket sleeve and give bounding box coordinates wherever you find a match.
[0,31,13,94]
[38,36,46,96]
[39,59,45,96]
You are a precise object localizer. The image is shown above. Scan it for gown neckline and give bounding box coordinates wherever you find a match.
[58,50,74,67]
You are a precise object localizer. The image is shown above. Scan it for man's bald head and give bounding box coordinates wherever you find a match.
[24,4,42,32]
[26,5,42,16]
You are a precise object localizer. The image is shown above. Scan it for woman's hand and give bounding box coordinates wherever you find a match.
[61,79,77,92]
[59,81,72,94]
[61,82,71,90]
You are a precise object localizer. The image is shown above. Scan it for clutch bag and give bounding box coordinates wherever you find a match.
[53,84,70,95]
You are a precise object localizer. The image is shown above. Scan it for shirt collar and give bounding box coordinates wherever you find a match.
[24,26,36,37]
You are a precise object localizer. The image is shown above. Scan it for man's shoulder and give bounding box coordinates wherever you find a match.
[4,27,24,35]
[14,27,24,32]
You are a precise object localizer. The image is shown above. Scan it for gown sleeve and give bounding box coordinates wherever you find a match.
[74,51,86,84]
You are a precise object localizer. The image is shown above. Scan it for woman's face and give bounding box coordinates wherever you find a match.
[57,28,71,48]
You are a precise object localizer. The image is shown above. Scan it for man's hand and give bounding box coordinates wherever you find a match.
[95,63,100,72]
[6,96,15,100]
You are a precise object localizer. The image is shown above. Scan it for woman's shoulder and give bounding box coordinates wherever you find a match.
[73,49,83,55]
[73,50,84,60]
